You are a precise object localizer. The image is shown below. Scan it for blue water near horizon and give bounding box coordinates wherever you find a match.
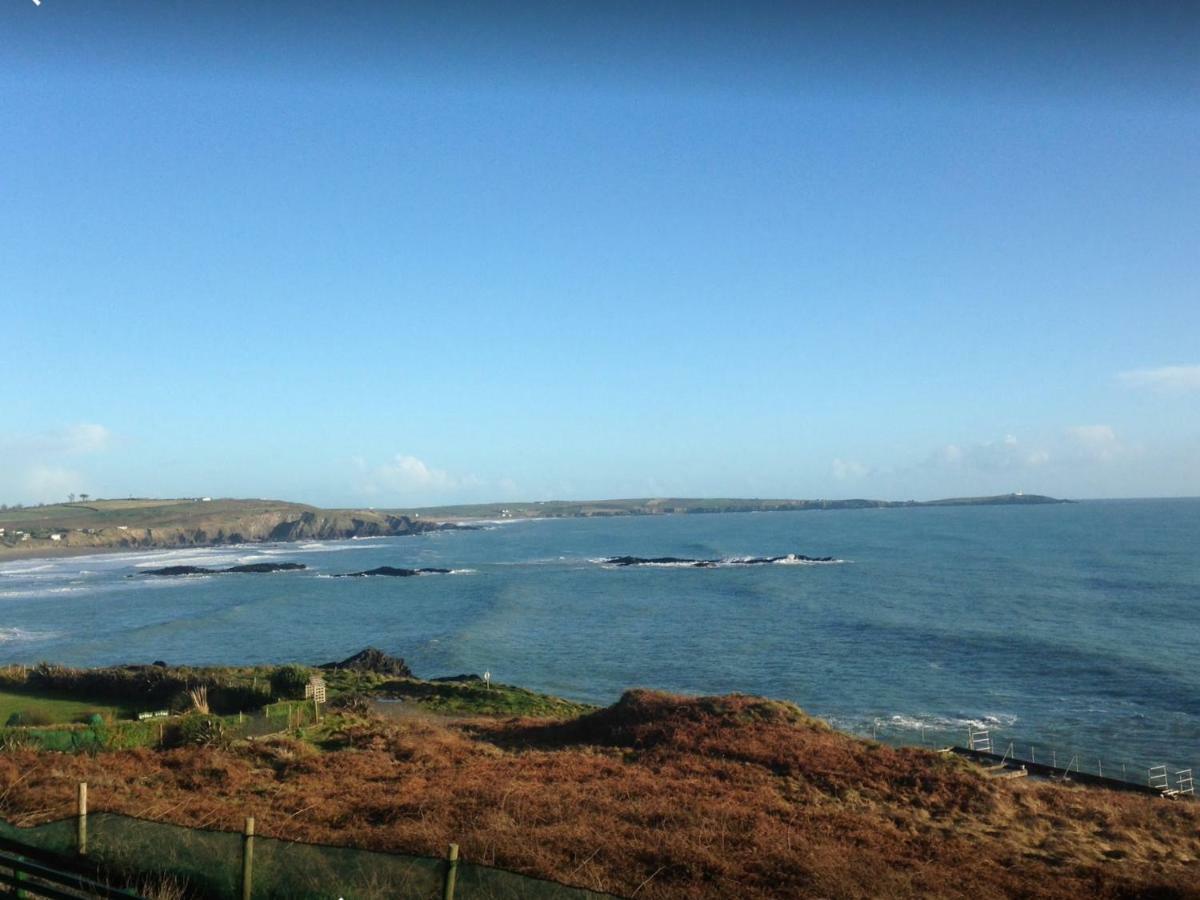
[0,499,1197,776]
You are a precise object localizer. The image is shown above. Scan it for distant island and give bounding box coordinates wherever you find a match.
[0,493,1069,560]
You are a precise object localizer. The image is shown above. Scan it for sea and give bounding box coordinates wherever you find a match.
[0,499,1196,776]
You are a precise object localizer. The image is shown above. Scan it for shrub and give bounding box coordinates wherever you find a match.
[330,692,372,717]
[174,714,227,747]
[6,708,53,727]
[0,730,39,751]
[269,665,311,700]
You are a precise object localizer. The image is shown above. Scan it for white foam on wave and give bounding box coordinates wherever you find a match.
[594,555,847,569]
[884,711,1020,733]
[463,517,543,528]
[0,563,58,576]
[0,627,59,643]
[767,556,846,566]
[447,568,475,575]
[0,586,89,599]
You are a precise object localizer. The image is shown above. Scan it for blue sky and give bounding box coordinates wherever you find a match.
[2,2,1197,505]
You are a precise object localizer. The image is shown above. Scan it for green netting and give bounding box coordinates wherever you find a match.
[0,814,617,899]
[89,814,243,897]
[0,816,78,856]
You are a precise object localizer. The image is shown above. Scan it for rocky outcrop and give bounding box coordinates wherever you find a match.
[332,566,452,578]
[139,562,307,576]
[603,556,719,568]
[227,562,307,574]
[319,647,413,677]
[265,512,433,542]
[601,553,836,568]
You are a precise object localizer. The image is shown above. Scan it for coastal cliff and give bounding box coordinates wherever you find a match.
[0,499,456,559]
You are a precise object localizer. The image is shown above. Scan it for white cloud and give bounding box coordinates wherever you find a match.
[0,424,114,504]
[832,458,871,480]
[1065,424,1122,461]
[377,455,459,491]
[354,454,483,500]
[1118,365,1200,393]
[1026,449,1050,466]
[61,423,112,454]
[0,423,112,457]
[931,434,1041,471]
[24,465,86,498]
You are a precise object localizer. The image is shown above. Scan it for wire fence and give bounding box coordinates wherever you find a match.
[0,805,618,899]
[859,717,1196,798]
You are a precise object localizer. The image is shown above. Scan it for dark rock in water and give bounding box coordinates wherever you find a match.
[601,553,835,567]
[225,562,307,574]
[430,673,484,683]
[320,647,413,677]
[152,660,168,668]
[141,565,219,577]
[603,556,716,568]
[334,566,418,577]
[735,554,836,564]
[333,566,452,578]
[141,562,307,576]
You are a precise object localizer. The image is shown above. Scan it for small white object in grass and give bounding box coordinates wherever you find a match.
[483,670,491,690]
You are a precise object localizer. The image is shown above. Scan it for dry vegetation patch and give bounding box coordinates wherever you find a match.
[0,691,1196,899]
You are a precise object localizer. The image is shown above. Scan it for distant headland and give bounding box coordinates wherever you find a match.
[0,493,1069,560]
[399,492,1070,521]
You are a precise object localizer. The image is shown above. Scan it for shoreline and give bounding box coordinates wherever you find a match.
[0,493,1069,564]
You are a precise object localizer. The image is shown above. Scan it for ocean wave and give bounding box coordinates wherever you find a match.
[0,627,59,643]
[0,586,89,599]
[884,712,1020,733]
[0,563,60,577]
[462,517,543,528]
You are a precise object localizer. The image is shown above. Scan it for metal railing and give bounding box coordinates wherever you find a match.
[0,848,142,899]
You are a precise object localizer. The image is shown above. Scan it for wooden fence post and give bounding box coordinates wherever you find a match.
[443,843,459,900]
[76,782,87,856]
[241,816,255,900]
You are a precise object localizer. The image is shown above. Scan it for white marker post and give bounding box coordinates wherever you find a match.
[483,670,491,692]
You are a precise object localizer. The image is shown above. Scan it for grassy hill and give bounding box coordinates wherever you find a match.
[0,671,1191,899]
[0,498,442,559]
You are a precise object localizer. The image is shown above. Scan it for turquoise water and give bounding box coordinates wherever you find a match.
[1,499,1197,775]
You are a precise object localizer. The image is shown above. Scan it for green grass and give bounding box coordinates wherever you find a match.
[373,679,596,718]
[0,498,313,530]
[0,688,128,726]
